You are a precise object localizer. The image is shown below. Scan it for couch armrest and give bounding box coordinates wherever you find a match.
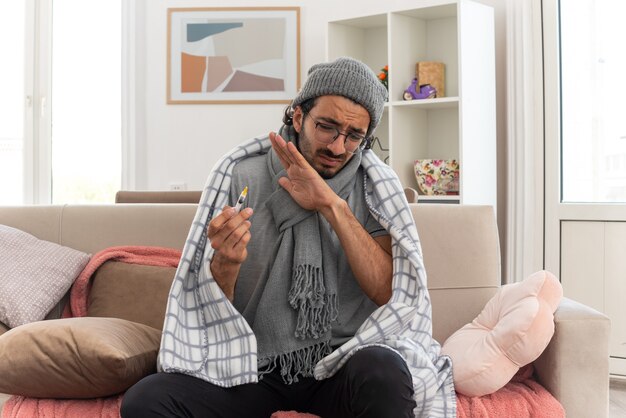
[534,297,610,418]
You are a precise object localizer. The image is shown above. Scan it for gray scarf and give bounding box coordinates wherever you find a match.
[243,125,361,383]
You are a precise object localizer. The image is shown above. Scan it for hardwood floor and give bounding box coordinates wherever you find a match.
[611,377,626,417]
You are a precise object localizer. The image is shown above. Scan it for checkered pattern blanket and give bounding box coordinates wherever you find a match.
[158,134,456,417]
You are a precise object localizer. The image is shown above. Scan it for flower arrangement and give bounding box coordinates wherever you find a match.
[378,65,388,90]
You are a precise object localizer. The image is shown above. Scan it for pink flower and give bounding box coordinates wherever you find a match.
[425,175,436,187]
[432,160,443,167]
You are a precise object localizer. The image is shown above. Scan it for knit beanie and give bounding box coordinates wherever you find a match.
[292,57,388,138]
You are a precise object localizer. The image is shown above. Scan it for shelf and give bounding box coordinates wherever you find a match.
[395,4,457,20]
[418,195,460,201]
[328,1,496,209]
[391,97,459,110]
[417,195,461,204]
[330,13,387,29]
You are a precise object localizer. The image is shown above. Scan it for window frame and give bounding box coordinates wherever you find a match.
[543,0,626,278]
[20,0,132,204]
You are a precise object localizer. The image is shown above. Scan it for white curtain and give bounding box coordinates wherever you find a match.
[505,0,544,283]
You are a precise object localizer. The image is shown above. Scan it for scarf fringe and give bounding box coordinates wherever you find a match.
[288,265,338,339]
[259,340,333,384]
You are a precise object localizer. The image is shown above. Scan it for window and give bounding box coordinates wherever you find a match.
[51,1,121,203]
[0,1,26,204]
[0,0,122,205]
[560,0,626,203]
[544,0,626,376]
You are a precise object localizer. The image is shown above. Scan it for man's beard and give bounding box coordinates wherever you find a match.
[315,149,348,179]
[297,126,349,179]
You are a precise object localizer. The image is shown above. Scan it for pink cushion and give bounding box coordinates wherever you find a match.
[441,270,562,397]
[271,412,320,418]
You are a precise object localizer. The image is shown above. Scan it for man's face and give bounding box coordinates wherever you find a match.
[293,95,370,179]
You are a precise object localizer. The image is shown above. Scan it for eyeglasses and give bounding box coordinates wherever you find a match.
[307,113,367,153]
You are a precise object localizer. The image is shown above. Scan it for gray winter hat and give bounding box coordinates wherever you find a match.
[292,57,388,138]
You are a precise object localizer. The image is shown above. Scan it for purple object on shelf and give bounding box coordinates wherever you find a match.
[403,78,437,100]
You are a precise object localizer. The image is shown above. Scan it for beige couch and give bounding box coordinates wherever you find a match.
[0,203,610,417]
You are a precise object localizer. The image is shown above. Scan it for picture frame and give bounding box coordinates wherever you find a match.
[167,7,301,104]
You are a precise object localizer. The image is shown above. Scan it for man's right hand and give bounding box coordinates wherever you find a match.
[207,205,253,301]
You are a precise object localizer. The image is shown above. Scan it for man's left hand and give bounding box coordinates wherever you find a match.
[269,131,340,212]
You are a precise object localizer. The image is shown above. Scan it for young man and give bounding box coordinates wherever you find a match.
[122,57,455,418]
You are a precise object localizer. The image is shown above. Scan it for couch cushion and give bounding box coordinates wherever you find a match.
[411,204,500,290]
[430,287,499,344]
[115,190,202,204]
[441,270,562,397]
[0,317,160,398]
[59,204,196,255]
[0,225,90,328]
[88,261,176,330]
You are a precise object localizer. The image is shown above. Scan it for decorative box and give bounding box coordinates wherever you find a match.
[414,159,459,195]
[416,62,445,98]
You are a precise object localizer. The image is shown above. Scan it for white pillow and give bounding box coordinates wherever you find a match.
[0,225,90,328]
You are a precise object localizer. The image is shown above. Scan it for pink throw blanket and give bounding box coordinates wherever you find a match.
[456,365,565,418]
[3,396,123,418]
[3,368,564,418]
[3,396,322,418]
[62,245,181,318]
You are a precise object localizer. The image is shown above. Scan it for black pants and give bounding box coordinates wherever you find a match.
[121,347,416,418]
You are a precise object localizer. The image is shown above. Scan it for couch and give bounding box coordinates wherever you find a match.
[0,203,610,417]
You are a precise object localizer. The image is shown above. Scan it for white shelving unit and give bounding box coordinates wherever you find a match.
[327,0,496,208]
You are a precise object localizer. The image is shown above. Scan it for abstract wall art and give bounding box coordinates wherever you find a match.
[167,7,300,104]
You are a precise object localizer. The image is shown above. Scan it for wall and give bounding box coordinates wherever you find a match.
[134,0,508,262]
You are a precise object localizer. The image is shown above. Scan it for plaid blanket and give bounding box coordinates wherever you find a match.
[158,134,456,417]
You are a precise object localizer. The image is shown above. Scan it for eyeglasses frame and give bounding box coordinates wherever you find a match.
[304,112,370,154]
